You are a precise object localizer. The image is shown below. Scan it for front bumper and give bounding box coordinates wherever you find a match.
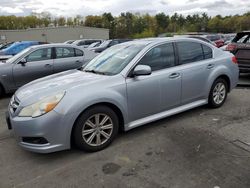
[7,110,73,153]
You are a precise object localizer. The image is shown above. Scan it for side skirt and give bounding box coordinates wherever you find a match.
[125,99,208,131]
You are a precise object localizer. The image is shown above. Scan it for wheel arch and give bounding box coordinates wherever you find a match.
[70,102,125,146]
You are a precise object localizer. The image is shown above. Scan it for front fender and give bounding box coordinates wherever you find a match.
[53,87,128,145]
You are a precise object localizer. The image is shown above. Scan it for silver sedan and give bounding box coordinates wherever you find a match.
[6,38,239,153]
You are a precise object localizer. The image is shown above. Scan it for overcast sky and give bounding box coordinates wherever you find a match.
[0,0,249,17]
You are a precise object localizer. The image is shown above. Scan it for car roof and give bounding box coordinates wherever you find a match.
[28,43,84,50]
[115,37,215,48]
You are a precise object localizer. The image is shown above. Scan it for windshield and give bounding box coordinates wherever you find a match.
[99,40,111,48]
[84,43,145,75]
[88,42,100,48]
[6,47,31,63]
[0,42,14,50]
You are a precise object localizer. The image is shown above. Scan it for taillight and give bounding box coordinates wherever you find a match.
[232,56,238,64]
[226,44,236,51]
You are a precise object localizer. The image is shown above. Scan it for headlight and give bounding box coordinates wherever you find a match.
[18,92,65,118]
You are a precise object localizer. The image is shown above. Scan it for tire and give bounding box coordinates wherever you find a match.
[73,105,119,152]
[208,78,228,108]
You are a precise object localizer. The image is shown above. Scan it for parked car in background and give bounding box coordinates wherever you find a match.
[64,40,75,44]
[0,42,14,50]
[87,41,102,48]
[174,35,216,46]
[0,41,47,61]
[0,44,85,96]
[90,39,132,53]
[205,34,225,48]
[6,38,238,153]
[225,31,250,73]
[73,39,103,48]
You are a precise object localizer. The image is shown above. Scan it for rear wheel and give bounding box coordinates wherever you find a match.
[208,78,228,108]
[73,105,119,152]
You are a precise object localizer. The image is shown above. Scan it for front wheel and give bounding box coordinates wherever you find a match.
[73,105,119,152]
[208,78,228,108]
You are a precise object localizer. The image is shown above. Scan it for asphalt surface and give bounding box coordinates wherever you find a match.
[0,75,250,188]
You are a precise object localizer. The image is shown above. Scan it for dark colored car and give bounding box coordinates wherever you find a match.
[226,31,250,73]
[90,39,132,53]
[205,35,224,48]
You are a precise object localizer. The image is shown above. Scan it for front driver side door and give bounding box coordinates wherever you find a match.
[126,43,181,124]
[13,48,53,87]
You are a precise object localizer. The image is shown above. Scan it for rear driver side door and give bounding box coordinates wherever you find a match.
[53,47,84,73]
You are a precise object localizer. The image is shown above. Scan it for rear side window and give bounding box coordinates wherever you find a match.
[56,47,75,58]
[177,42,204,64]
[26,48,52,62]
[202,45,213,59]
[138,43,175,71]
[75,49,84,56]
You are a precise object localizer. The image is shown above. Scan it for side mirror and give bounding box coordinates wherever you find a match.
[133,65,152,77]
[19,58,27,66]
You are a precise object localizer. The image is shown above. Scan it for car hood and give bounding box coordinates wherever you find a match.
[15,69,108,104]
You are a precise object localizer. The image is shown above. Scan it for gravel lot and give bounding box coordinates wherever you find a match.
[0,76,250,188]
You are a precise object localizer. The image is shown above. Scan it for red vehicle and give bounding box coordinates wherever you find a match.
[226,31,250,73]
[205,35,225,48]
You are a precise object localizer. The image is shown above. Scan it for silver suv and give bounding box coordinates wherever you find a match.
[0,44,85,96]
[6,38,239,153]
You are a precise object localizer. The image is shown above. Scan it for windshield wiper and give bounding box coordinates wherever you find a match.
[84,69,108,75]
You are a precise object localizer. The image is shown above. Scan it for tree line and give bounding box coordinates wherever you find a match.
[0,11,249,39]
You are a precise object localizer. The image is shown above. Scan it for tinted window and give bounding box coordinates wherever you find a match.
[202,45,213,59]
[26,48,52,62]
[138,43,175,71]
[75,49,84,56]
[56,47,75,58]
[177,42,204,64]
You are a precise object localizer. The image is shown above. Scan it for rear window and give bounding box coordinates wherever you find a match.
[177,42,204,64]
[56,47,75,58]
[177,42,213,64]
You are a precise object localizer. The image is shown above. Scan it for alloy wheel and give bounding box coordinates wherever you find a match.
[82,113,113,147]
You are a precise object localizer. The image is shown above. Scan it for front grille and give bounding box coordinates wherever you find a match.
[10,96,20,113]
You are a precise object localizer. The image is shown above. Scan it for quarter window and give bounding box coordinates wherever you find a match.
[138,43,175,71]
[177,42,204,64]
[202,45,213,59]
[26,48,52,62]
[56,47,75,58]
[75,49,84,56]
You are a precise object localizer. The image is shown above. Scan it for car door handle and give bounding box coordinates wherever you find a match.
[169,73,180,79]
[207,64,214,69]
[75,60,81,63]
[44,64,52,68]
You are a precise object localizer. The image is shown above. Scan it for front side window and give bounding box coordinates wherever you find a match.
[26,48,52,62]
[56,47,75,58]
[177,42,204,64]
[84,43,146,75]
[138,43,175,71]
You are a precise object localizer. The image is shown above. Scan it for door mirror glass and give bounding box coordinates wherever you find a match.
[133,65,151,76]
[19,58,27,65]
